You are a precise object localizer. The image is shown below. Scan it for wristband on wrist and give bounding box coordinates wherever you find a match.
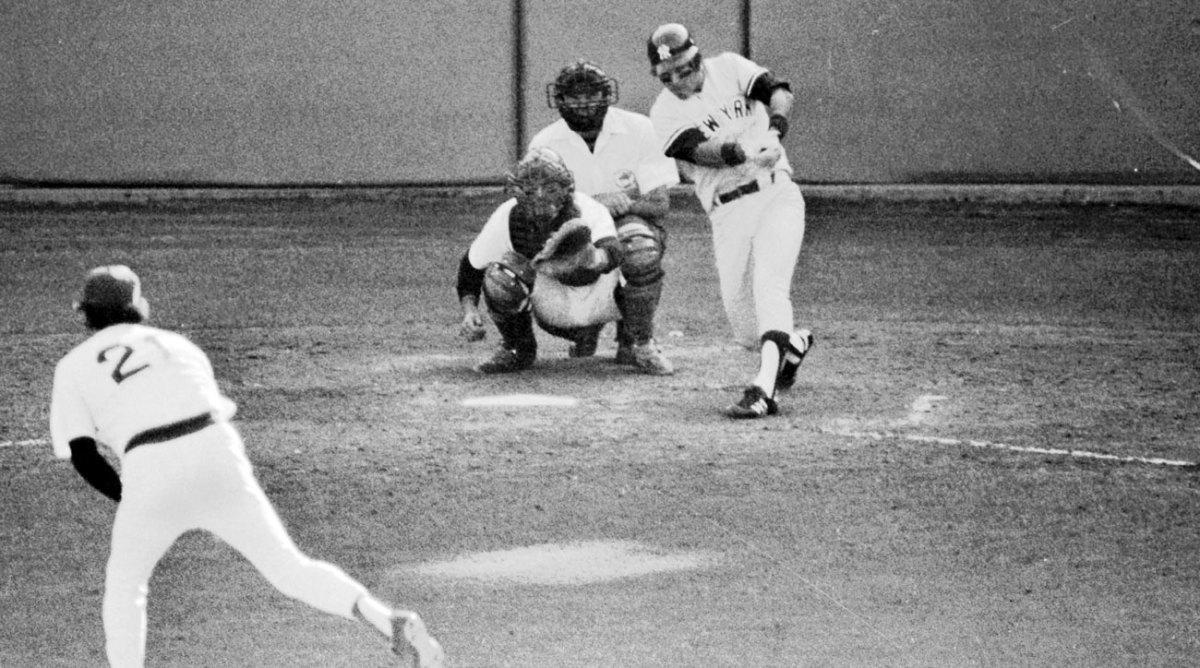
[720,142,746,166]
[768,114,789,139]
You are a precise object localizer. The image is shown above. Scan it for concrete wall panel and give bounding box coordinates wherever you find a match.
[1,0,514,183]
[2,1,1197,184]
[754,0,1200,182]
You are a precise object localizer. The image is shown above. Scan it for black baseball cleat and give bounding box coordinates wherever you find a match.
[725,385,778,419]
[776,329,814,391]
[476,345,536,374]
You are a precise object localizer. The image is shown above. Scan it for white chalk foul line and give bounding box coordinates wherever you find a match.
[0,438,48,449]
[820,426,1197,468]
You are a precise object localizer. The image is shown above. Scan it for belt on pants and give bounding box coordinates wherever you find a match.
[125,412,216,453]
[714,171,778,207]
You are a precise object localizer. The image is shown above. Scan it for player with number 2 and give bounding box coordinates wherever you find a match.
[49,265,443,668]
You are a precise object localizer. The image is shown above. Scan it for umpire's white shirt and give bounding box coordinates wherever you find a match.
[50,323,236,462]
[528,107,680,197]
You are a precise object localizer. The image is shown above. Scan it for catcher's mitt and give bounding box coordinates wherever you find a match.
[531,219,600,286]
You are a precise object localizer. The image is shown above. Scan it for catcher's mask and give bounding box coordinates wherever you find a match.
[647,23,703,98]
[506,147,575,223]
[546,59,618,134]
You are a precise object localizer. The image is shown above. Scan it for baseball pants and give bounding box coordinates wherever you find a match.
[103,421,368,667]
[708,177,807,348]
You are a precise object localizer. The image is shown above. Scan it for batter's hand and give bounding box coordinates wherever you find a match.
[742,133,782,169]
[593,191,633,217]
[459,310,486,341]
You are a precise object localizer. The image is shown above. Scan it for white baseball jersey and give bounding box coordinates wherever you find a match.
[50,323,236,461]
[51,322,379,666]
[649,52,794,211]
[527,107,680,197]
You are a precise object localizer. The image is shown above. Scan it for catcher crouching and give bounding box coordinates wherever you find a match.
[457,147,673,375]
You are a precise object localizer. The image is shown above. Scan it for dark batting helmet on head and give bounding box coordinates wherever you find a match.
[647,23,700,76]
[546,59,619,134]
[74,264,150,328]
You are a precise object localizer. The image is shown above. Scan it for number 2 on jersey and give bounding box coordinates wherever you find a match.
[98,344,149,384]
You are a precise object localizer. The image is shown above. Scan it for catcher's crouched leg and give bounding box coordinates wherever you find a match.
[616,218,665,344]
[614,218,672,375]
[479,253,537,373]
[536,320,604,358]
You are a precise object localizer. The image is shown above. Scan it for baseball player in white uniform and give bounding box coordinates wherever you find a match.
[458,146,673,374]
[646,23,815,419]
[49,265,443,667]
[528,59,680,372]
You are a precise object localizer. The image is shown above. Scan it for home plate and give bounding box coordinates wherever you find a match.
[403,540,717,585]
[461,394,578,408]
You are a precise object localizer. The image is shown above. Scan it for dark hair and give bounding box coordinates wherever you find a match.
[81,304,145,330]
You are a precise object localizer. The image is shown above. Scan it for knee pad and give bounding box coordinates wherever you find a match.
[617,218,664,286]
[483,252,535,315]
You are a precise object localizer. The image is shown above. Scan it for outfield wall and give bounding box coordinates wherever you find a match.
[3,1,1198,185]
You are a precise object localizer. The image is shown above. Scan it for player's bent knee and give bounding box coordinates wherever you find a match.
[617,219,664,287]
[483,254,535,315]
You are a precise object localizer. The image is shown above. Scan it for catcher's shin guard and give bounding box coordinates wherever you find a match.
[478,311,537,373]
[615,218,665,344]
[491,310,536,351]
[482,252,535,316]
[615,281,661,344]
[484,255,538,364]
[617,218,665,286]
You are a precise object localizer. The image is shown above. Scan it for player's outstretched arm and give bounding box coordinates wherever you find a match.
[68,437,121,501]
[666,128,747,168]
[592,191,633,217]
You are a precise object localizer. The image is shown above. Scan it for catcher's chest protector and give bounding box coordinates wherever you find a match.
[508,204,580,259]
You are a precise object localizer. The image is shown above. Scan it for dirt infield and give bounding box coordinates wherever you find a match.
[2,192,1198,666]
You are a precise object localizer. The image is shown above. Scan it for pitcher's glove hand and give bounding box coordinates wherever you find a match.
[531,219,604,286]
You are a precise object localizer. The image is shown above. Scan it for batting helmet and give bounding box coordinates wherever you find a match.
[505,147,575,223]
[74,264,150,327]
[546,59,619,134]
[647,23,700,76]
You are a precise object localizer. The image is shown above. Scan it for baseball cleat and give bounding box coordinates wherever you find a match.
[391,611,444,668]
[476,345,536,374]
[725,385,778,419]
[628,340,675,375]
[776,329,814,391]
